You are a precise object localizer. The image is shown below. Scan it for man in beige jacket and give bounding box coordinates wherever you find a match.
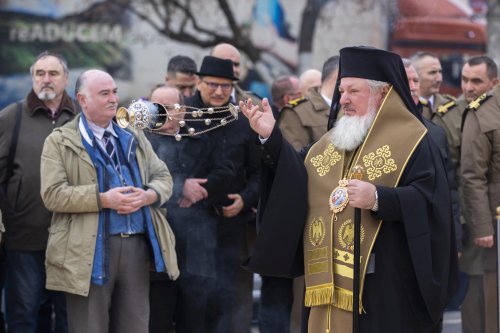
[41,69,178,333]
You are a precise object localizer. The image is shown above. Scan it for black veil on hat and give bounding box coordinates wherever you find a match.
[327,46,421,130]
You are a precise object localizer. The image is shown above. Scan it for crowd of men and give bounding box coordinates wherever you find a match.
[0,42,498,333]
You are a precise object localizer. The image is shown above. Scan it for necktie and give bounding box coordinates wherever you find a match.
[102,131,120,173]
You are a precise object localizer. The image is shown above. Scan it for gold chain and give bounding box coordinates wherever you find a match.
[129,102,241,140]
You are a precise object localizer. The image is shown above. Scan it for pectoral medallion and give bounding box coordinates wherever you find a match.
[329,179,349,220]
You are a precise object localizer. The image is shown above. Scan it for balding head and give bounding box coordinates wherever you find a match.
[75,69,114,97]
[150,85,183,106]
[75,69,118,127]
[299,69,321,96]
[150,85,185,134]
[211,43,241,79]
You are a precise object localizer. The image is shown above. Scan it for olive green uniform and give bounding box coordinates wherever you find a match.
[461,88,500,333]
[421,93,463,170]
[423,94,487,332]
[277,90,330,151]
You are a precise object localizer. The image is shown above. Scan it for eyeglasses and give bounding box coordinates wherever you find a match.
[202,80,233,92]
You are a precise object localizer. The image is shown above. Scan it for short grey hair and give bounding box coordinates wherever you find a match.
[401,58,412,68]
[366,79,390,93]
[74,71,88,96]
[29,50,69,76]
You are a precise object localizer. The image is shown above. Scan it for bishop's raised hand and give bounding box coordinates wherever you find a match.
[239,98,275,139]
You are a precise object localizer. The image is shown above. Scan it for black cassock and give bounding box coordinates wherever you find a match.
[243,125,459,332]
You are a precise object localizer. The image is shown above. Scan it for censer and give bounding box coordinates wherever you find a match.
[116,100,168,130]
[116,99,241,141]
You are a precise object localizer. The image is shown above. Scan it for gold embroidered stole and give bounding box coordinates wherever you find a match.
[303,88,427,316]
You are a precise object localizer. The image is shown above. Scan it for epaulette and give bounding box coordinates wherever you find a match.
[467,93,491,111]
[419,97,428,106]
[437,100,457,114]
[461,93,492,131]
[286,97,306,107]
[443,94,457,101]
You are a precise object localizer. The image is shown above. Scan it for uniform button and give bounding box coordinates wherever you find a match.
[266,154,271,159]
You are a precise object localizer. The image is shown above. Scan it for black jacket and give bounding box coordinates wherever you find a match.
[146,130,234,277]
[423,118,462,251]
[184,92,260,222]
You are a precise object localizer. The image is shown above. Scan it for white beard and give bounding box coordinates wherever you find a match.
[38,91,56,101]
[329,108,376,151]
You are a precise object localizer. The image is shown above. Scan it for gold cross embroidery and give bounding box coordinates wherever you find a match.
[310,144,341,177]
[362,145,397,181]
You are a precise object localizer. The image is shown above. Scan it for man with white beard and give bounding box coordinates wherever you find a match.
[239,46,458,333]
[0,51,79,332]
[329,80,380,151]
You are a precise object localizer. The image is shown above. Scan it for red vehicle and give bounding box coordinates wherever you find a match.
[389,0,487,96]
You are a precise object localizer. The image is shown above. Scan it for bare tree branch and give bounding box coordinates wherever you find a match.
[215,0,261,61]
[112,0,261,60]
[216,0,240,40]
[121,3,165,33]
[299,0,333,53]
[170,0,224,39]
[148,0,166,23]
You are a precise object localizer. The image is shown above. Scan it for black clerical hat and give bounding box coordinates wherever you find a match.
[328,46,419,130]
[196,56,238,81]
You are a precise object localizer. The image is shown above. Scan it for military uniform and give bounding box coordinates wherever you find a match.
[455,94,492,333]
[459,92,492,275]
[422,93,457,115]
[461,87,500,333]
[421,93,464,169]
[277,89,330,151]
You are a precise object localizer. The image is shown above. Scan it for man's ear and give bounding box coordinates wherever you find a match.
[380,85,390,98]
[76,92,86,108]
[283,94,290,105]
